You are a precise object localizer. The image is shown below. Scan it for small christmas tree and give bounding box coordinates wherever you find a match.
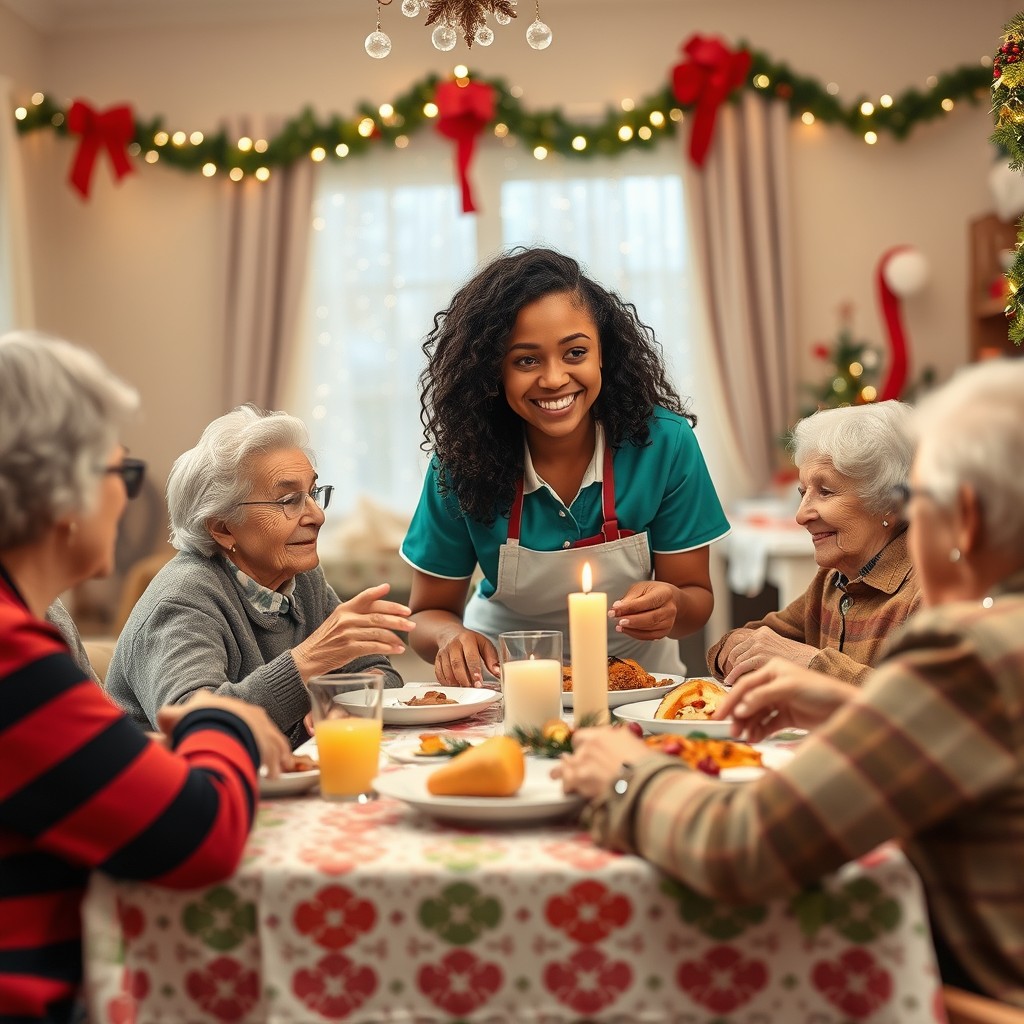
[799,304,882,418]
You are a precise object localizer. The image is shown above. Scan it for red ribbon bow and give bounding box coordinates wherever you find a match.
[434,80,495,214]
[671,35,751,168]
[66,99,136,200]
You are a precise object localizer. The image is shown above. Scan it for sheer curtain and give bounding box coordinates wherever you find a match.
[0,76,34,331]
[221,117,317,411]
[683,93,796,491]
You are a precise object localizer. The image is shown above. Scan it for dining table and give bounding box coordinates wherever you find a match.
[81,695,949,1024]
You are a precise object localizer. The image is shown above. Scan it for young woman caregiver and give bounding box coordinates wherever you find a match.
[401,247,731,686]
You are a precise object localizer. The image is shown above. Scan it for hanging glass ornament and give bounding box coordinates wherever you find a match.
[400,0,420,15]
[494,9,512,25]
[475,24,495,45]
[431,22,458,50]
[525,18,552,49]
[365,29,392,57]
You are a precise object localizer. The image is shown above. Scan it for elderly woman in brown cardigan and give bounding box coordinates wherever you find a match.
[706,401,921,686]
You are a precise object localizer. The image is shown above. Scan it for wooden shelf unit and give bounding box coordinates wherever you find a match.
[969,212,1024,360]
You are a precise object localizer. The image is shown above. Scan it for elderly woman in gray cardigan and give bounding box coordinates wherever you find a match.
[106,405,412,748]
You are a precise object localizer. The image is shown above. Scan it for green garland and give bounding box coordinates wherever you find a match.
[13,43,991,177]
[991,13,1024,344]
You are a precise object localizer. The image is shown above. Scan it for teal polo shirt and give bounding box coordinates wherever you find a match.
[400,407,731,600]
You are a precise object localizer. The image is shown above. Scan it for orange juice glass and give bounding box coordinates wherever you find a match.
[308,673,384,801]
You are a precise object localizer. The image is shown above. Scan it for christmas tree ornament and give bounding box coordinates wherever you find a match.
[799,306,882,417]
[424,0,520,47]
[525,17,552,50]
[364,2,392,58]
[431,22,458,50]
[372,0,530,55]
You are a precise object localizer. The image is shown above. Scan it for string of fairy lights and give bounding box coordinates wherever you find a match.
[12,46,994,184]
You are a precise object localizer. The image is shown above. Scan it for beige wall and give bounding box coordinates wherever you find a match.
[0,0,1016,489]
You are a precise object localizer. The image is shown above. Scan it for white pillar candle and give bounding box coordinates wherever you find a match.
[502,656,562,733]
[568,562,608,725]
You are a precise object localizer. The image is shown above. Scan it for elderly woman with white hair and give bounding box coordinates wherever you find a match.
[106,405,412,748]
[707,400,922,685]
[559,359,1024,1006]
[0,332,289,1024]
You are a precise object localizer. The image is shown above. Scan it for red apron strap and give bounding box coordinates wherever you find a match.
[507,474,525,542]
[601,444,621,543]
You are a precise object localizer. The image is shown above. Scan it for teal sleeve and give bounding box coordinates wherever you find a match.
[648,417,731,553]
[400,461,478,579]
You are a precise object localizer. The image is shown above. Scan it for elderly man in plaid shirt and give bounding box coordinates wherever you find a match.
[558,359,1024,1008]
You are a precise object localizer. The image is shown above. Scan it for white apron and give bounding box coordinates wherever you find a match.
[463,442,686,674]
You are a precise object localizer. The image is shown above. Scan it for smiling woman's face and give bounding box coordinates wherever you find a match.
[795,457,891,579]
[501,291,602,450]
[219,447,324,591]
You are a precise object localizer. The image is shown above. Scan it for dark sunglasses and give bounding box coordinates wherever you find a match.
[102,457,147,499]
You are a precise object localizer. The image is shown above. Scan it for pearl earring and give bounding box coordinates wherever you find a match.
[949,547,961,563]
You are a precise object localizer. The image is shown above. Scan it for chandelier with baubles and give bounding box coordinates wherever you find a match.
[365,0,553,58]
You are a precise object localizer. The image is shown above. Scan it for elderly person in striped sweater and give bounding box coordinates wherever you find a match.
[0,331,289,1024]
[560,359,1024,1007]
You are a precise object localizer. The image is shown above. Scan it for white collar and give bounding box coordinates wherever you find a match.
[522,422,605,503]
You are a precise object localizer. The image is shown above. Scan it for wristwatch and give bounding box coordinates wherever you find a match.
[612,762,634,797]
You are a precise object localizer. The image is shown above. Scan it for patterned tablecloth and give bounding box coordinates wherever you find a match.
[82,719,947,1024]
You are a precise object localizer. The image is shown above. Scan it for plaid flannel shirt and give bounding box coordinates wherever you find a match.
[593,569,1024,1006]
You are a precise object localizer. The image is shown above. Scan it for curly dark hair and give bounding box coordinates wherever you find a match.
[419,247,693,524]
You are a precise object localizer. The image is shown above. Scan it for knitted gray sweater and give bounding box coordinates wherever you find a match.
[106,552,401,748]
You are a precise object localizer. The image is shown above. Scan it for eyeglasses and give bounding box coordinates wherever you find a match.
[102,457,147,500]
[236,484,334,520]
[889,483,936,517]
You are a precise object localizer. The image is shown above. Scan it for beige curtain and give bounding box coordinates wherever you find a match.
[221,117,316,411]
[0,75,35,330]
[684,92,796,491]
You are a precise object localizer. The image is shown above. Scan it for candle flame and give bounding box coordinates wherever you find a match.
[582,562,592,594]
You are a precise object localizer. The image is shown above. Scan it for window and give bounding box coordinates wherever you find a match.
[285,137,696,526]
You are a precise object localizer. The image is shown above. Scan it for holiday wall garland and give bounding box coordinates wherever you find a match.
[991,12,1024,344]
[13,37,992,195]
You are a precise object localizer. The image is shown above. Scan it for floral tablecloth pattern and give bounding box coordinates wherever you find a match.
[84,786,946,1024]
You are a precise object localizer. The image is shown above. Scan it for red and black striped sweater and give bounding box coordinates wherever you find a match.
[0,566,260,1024]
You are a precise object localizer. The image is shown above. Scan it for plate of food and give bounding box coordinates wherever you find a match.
[374,757,581,826]
[385,733,487,764]
[612,677,734,737]
[640,732,791,781]
[259,752,320,798]
[561,658,686,710]
[340,684,500,726]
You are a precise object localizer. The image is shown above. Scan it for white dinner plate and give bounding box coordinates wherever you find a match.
[719,745,795,783]
[562,672,686,711]
[339,684,500,726]
[613,698,735,737]
[259,767,320,798]
[385,737,486,764]
[373,759,583,826]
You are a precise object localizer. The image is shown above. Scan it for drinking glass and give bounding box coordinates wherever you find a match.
[498,630,563,735]
[308,673,384,801]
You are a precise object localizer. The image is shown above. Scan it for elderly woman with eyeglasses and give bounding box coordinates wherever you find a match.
[706,400,922,686]
[0,333,292,1024]
[559,360,1024,1005]
[106,405,413,748]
